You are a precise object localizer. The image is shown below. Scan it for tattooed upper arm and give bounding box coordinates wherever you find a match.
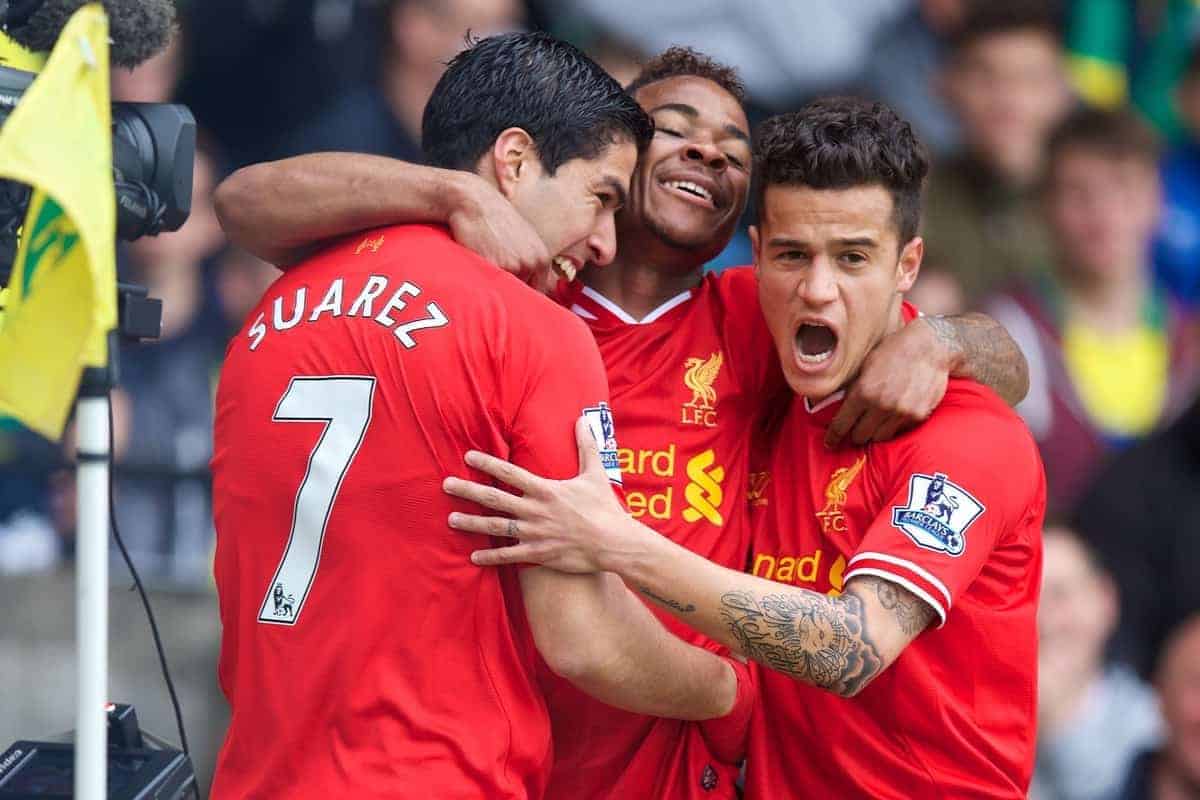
[718,576,935,697]
[870,577,938,637]
[925,313,1030,406]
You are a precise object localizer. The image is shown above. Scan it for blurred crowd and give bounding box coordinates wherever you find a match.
[2,0,1200,797]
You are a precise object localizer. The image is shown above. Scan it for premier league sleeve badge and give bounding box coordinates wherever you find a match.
[583,402,623,485]
[891,472,985,557]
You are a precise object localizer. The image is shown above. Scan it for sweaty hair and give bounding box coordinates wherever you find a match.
[752,97,929,243]
[422,32,653,174]
[946,1,1061,57]
[1046,106,1161,173]
[625,46,746,103]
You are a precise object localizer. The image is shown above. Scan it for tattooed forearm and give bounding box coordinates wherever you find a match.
[639,586,696,614]
[875,580,936,637]
[925,313,1030,407]
[719,588,883,697]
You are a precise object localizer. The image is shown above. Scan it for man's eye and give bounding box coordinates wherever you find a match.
[842,253,868,266]
[656,127,683,138]
[726,154,745,168]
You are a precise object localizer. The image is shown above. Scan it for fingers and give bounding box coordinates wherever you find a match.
[463,450,541,493]
[869,413,910,444]
[575,416,602,474]
[847,407,888,446]
[826,391,868,448]
[443,475,526,515]
[471,544,539,567]
[448,510,522,538]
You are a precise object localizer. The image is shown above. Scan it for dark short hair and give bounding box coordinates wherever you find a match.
[751,97,929,243]
[421,32,653,174]
[947,1,1061,58]
[1046,106,1161,174]
[625,46,746,103]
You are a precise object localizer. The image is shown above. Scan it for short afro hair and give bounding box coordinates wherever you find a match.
[753,97,930,243]
[625,46,746,103]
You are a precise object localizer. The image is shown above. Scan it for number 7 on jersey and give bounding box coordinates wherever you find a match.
[259,376,376,626]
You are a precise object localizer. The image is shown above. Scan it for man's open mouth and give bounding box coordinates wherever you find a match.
[552,256,578,282]
[660,177,719,209]
[795,322,837,365]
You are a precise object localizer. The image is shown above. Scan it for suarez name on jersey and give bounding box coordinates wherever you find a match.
[211,224,615,800]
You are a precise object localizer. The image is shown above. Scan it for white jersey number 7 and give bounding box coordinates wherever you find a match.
[258,376,376,626]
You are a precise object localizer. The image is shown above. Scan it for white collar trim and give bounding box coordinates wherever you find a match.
[804,391,845,414]
[579,285,693,325]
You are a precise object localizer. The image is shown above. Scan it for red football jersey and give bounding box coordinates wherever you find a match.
[543,268,778,800]
[745,379,1045,799]
[210,225,619,800]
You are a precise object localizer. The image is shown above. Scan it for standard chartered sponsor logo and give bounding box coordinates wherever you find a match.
[682,449,725,526]
[619,445,727,525]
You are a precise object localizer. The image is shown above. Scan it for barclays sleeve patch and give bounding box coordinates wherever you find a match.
[583,402,623,485]
[891,472,984,557]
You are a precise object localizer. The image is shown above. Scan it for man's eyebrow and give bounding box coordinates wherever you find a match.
[600,175,628,208]
[724,124,751,143]
[836,237,879,248]
[648,102,699,118]
[768,237,807,248]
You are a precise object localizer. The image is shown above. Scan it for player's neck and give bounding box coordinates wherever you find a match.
[581,257,703,322]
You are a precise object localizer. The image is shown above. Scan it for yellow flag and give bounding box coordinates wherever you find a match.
[0,4,115,440]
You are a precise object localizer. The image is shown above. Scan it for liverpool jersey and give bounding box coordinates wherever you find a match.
[210,225,617,799]
[746,379,1045,799]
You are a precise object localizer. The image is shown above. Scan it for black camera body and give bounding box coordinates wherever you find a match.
[0,63,196,280]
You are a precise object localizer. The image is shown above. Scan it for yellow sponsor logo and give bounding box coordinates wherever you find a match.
[751,549,846,596]
[815,455,866,534]
[618,445,726,526]
[354,234,385,255]
[681,352,723,428]
[682,449,725,526]
[620,445,675,520]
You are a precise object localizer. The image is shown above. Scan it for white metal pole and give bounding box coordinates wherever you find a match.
[75,392,110,800]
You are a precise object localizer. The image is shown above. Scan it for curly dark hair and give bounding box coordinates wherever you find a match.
[752,97,929,243]
[422,32,654,174]
[625,46,746,102]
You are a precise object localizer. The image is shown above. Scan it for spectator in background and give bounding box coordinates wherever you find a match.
[1033,523,1161,800]
[1074,392,1200,680]
[558,0,908,109]
[1118,613,1200,800]
[215,247,278,339]
[921,2,1072,307]
[1154,44,1200,309]
[281,0,525,161]
[859,0,969,157]
[986,107,1199,513]
[114,145,227,582]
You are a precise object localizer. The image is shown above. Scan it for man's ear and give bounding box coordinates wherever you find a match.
[491,128,539,199]
[896,236,923,293]
[749,224,762,278]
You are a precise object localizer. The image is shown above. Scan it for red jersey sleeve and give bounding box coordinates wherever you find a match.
[845,382,1045,626]
[506,305,621,485]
